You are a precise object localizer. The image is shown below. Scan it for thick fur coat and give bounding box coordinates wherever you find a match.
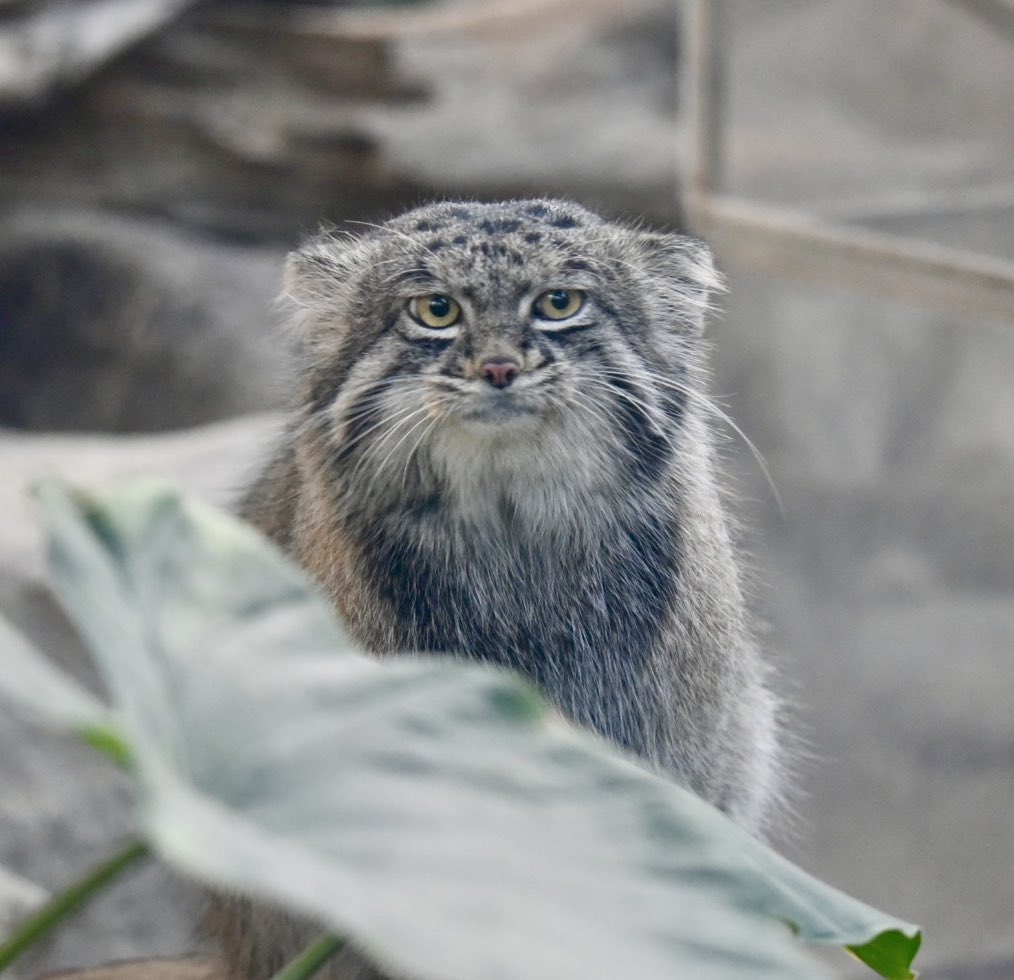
[225,199,784,979]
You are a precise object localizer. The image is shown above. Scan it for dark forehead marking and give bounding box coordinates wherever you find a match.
[524,203,549,218]
[414,220,440,232]
[550,214,579,229]
[477,218,522,235]
[426,239,447,253]
[476,240,513,258]
[452,235,468,245]
[524,232,542,244]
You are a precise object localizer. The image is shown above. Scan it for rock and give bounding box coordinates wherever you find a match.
[0,0,197,110]
[0,210,288,432]
[0,2,428,241]
[0,0,684,242]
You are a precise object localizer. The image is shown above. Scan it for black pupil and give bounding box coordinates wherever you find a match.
[549,290,571,310]
[429,295,452,320]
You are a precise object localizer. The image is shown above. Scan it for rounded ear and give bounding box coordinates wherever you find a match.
[636,231,724,336]
[281,230,363,312]
[278,231,374,355]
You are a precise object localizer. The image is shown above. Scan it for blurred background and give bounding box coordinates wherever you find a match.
[1,1,1013,977]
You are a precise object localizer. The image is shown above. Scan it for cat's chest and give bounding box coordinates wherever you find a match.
[360,504,680,678]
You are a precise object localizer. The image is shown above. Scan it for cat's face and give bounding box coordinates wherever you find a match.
[285,200,719,501]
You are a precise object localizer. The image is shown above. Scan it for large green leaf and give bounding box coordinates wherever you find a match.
[0,480,921,980]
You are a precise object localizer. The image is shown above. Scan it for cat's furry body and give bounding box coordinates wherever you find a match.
[222,198,784,978]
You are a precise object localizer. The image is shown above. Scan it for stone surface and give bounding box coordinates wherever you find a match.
[0,0,197,109]
[0,210,288,432]
[0,2,428,241]
[720,0,1014,210]
[0,0,681,435]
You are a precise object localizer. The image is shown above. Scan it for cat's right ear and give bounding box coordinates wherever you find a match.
[281,231,363,313]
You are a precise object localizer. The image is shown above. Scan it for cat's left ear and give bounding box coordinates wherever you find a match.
[636,231,724,336]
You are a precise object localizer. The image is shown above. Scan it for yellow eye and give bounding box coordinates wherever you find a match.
[410,294,461,329]
[534,288,584,321]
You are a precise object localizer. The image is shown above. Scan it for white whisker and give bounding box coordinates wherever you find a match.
[620,367,783,512]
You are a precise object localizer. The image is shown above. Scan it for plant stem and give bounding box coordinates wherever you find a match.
[0,839,149,973]
[269,933,345,980]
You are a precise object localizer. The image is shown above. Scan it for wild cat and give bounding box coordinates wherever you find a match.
[215,198,785,979]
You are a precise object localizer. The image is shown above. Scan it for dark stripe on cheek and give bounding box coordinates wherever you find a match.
[409,336,456,358]
[310,370,344,417]
[334,380,390,464]
[332,337,454,464]
[658,364,689,426]
[308,340,363,415]
[330,341,415,459]
[529,332,559,366]
[306,316,397,415]
[606,374,671,480]
[537,320,596,341]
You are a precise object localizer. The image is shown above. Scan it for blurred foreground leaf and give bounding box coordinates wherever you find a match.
[0,480,921,980]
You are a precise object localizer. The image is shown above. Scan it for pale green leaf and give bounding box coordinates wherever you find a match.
[7,479,920,980]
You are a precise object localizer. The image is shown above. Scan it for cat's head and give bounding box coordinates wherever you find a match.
[284,200,721,502]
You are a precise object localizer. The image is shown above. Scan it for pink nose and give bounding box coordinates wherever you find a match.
[480,359,520,389]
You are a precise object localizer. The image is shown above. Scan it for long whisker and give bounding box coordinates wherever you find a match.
[562,389,616,437]
[611,367,783,513]
[401,411,444,495]
[356,404,440,502]
[339,401,428,457]
[577,378,677,457]
[348,403,434,487]
[335,380,432,478]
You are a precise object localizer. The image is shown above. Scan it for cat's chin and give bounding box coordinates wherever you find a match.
[447,390,547,431]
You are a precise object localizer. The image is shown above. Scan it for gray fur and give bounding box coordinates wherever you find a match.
[222,199,785,979]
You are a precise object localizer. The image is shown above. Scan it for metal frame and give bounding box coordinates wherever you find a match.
[683,0,1014,325]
